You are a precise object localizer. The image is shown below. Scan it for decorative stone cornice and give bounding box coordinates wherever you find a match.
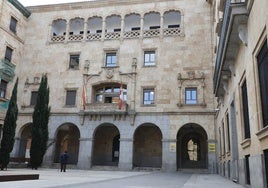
[7,0,31,18]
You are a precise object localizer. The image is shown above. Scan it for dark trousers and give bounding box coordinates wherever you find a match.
[61,163,66,172]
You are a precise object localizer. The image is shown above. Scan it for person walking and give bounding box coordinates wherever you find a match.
[60,151,68,172]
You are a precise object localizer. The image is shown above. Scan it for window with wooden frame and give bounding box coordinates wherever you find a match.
[5,46,13,62]
[105,52,117,67]
[69,54,80,70]
[185,87,197,104]
[9,16,17,34]
[144,51,156,66]
[143,88,155,105]
[65,90,76,106]
[0,80,8,98]
[30,91,38,106]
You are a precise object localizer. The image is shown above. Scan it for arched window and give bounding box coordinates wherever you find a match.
[163,11,181,29]
[143,12,160,30]
[124,13,140,32]
[88,17,102,34]
[94,83,127,103]
[69,18,84,35]
[163,11,181,36]
[51,19,66,36]
[106,15,121,33]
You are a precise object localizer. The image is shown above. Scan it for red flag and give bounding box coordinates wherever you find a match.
[82,84,87,110]
[118,83,123,110]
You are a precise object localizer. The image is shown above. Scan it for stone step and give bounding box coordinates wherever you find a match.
[178,168,209,174]
[8,162,29,168]
[133,167,161,171]
[91,165,119,171]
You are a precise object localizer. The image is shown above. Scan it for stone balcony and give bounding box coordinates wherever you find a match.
[79,102,128,123]
[84,102,128,115]
[50,27,182,43]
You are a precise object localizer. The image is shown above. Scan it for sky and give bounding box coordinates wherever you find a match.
[19,0,91,6]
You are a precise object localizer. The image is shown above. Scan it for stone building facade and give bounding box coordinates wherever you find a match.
[213,0,268,187]
[2,0,217,173]
[2,0,268,187]
[0,0,30,143]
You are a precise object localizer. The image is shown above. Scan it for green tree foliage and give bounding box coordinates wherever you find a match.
[0,78,18,170]
[30,74,50,169]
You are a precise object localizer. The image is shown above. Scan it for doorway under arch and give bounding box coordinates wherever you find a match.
[92,124,120,166]
[18,124,32,159]
[177,123,208,169]
[54,123,80,164]
[133,123,162,168]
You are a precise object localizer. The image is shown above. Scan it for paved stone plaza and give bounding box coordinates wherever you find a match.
[0,168,244,188]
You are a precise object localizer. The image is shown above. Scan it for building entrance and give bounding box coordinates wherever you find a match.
[177,124,208,169]
[19,124,32,159]
[133,124,162,168]
[54,124,80,164]
[92,124,120,166]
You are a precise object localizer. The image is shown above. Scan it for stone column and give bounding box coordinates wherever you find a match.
[43,138,56,166]
[180,13,184,35]
[162,139,177,172]
[249,155,265,188]
[208,140,217,173]
[140,16,144,39]
[101,18,106,41]
[47,24,52,43]
[119,138,133,170]
[10,137,20,157]
[83,21,88,41]
[120,17,125,40]
[160,14,164,38]
[77,138,92,169]
[65,20,70,43]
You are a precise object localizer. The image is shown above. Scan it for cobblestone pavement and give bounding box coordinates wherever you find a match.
[0,168,244,188]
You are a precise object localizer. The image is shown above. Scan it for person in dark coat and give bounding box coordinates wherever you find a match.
[60,151,68,172]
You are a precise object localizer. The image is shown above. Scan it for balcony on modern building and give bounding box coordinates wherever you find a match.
[213,0,250,98]
[50,10,183,43]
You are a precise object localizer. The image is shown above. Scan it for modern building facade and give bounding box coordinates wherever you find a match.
[0,0,217,173]
[213,0,268,187]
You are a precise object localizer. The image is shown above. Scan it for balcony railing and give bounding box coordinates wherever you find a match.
[69,34,83,41]
[83,102,128,115]
[0,59,16,82]
[51,35,65,42]
[50,27,182,42]
[87,33,102,40]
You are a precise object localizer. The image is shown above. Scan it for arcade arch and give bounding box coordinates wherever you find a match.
[54,123,80,164]
[133,123,162,168]
[177,123,208,169]
[18,124,32,159]
[92,123,120,166]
